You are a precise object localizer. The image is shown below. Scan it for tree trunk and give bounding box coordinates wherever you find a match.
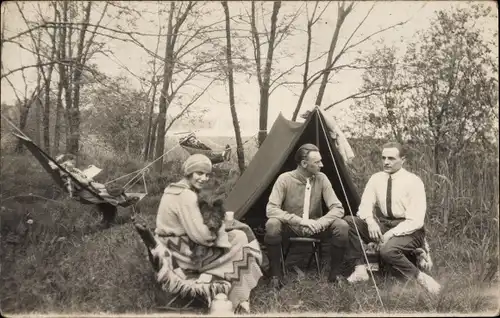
[222,1,245,172]
[15,100,31,153]
[258,87,270,147]
[53,98,63,154]
[142,19,162,162]
[54,4,67,155]
[143,79,158,161]
[257,1,281,147]
[314,2,352,107]
[34,94,41,145]
[154,2,177,173]
[292,6,314,121]
[148,116,158,161]
[433,142,440,175]
[42,6,57,154]
[34,30,42,146]
[292,90,309,121]
[42,80,51,153]
[0,6,5,71]
[67,1,92,156]
[63,1,73,153]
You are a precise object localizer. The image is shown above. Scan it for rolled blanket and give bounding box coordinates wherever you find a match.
[321,112,355,164]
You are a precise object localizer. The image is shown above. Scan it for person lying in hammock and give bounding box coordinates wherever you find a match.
[50,154,139,206]
[180,135,212,150]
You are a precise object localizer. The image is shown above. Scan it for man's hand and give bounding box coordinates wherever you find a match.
[300,219,322,234]
[366,218,382,242]
[379,231,394,247]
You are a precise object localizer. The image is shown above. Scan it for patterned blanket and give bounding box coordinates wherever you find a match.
[152,219,263,309]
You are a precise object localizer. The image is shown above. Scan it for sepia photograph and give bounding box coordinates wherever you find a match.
[1,1,498,317]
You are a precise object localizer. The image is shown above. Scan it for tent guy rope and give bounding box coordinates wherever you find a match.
[318,109,387,313]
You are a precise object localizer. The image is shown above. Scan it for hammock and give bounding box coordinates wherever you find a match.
[179,134,231,164]
[13,133,147,225]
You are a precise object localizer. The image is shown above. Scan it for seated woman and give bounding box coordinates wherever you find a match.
[154,154,263,313]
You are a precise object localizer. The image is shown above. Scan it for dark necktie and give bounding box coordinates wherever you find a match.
[386,175,394,219]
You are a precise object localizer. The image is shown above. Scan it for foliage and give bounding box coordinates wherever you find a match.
[81,76,149,156]
[353,4,498,174]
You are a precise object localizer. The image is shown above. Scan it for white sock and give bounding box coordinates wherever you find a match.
[354,264,368,272]
[417,271,441,294]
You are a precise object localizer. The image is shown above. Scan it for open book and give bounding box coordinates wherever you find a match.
[82,165,102,179]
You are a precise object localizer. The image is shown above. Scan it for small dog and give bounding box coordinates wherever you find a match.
[199,198,226,234]
[364,238,433,272]
[414,238,433,272]
[366,242,380,254]
[191,198,226,264]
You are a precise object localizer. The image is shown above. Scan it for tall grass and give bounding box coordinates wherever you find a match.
[0,138,498,315]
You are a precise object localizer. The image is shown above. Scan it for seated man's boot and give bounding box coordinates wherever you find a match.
[328,253,340,283]
[270,275,285,290]
[328,244,346,284]
[266,243,285,290]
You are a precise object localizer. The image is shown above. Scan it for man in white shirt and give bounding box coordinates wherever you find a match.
[343,142,441,294]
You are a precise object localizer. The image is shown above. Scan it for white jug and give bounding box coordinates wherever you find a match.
[210,293,233,316]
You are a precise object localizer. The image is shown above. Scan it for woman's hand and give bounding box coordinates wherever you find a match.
[215,235,231,249]
[214,225,231,249]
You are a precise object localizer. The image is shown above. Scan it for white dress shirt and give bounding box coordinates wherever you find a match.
[357,168,426,236]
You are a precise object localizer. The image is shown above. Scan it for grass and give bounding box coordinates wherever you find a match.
[0,141,499,316]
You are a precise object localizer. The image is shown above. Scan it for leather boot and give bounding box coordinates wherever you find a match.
[266,243,285,290]
[328,246,346,283]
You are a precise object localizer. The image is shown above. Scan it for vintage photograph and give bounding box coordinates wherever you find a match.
[1,1,498,317]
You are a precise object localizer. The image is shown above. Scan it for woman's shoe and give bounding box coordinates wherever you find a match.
[235,300,250,314]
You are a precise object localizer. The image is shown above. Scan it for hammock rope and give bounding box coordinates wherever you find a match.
[105,144,181,185]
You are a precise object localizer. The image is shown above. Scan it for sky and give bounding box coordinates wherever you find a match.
[1,1,498,137]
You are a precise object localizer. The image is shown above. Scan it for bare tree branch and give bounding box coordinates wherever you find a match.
[3,73,23,105]
[81,2,109,64]
[342,19,409,54]
[273,3,304,49]
[164,79,216,133]
[2,23,50,44]
[269,51,329,94]
[1,60,72,79]
[324,90,383,110]
[249,2,263,87]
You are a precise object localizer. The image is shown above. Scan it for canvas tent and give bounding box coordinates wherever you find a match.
[224,107,361,230]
